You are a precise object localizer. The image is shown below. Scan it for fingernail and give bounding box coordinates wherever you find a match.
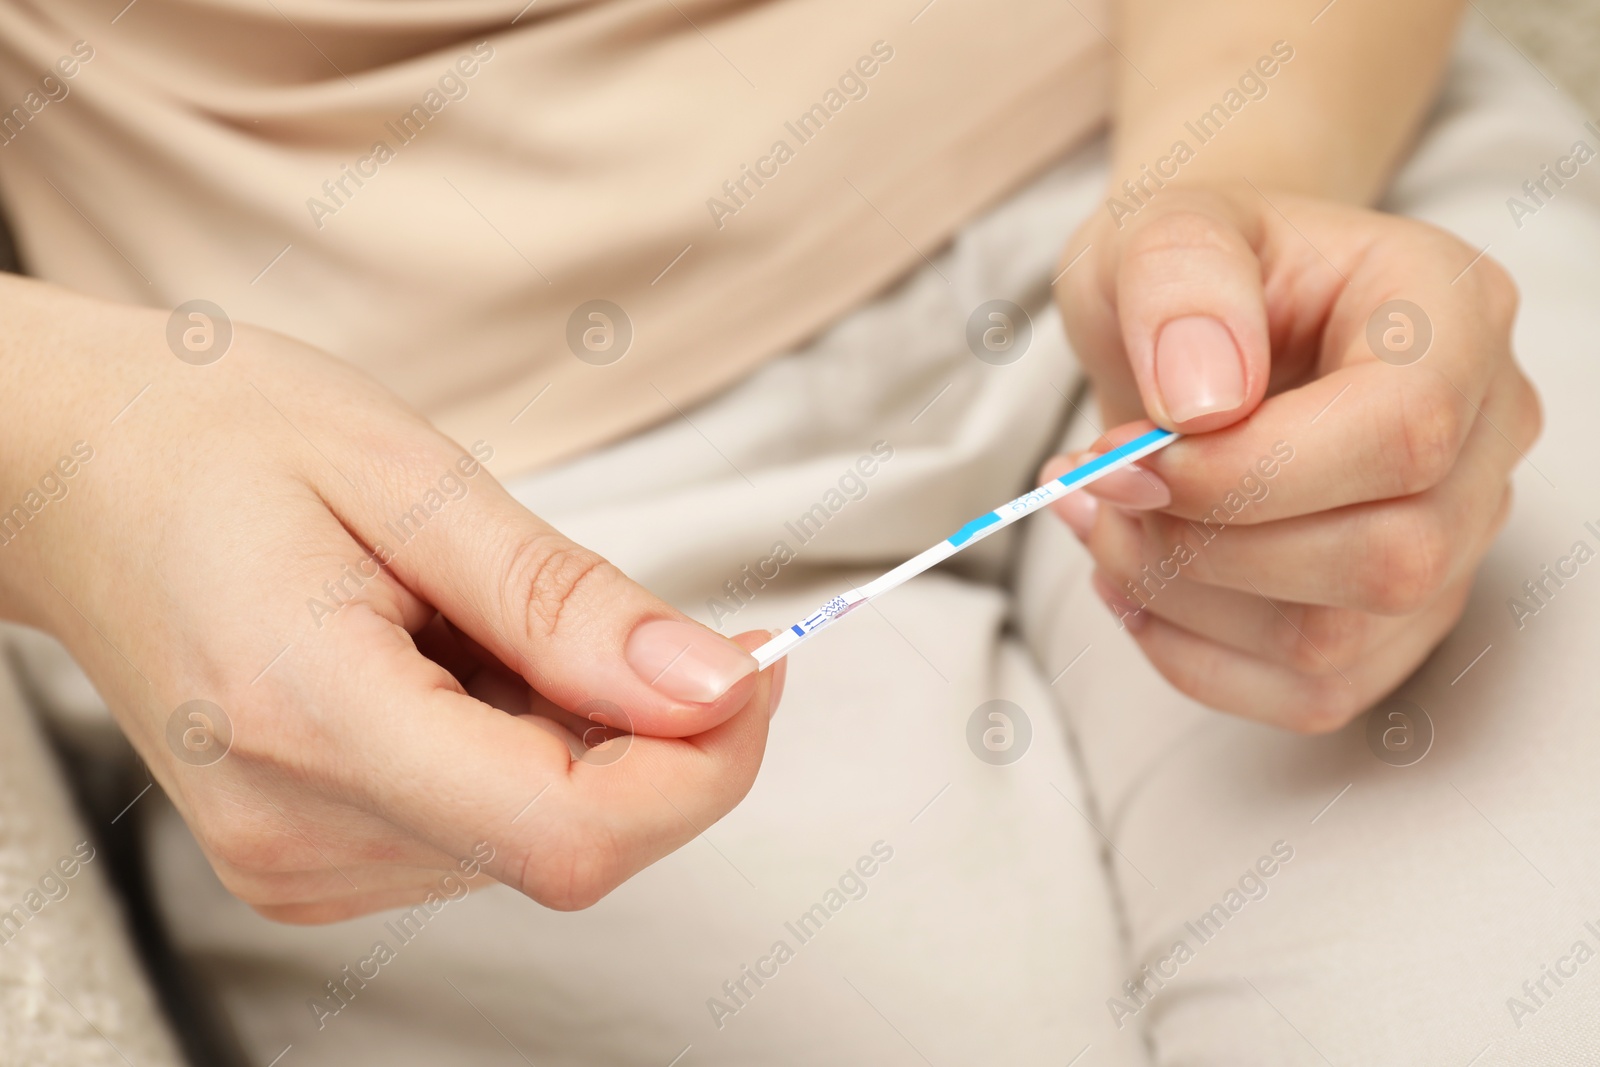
[1155,316,1245,423]
[1050,450,1170,511]
[1084,466,1170,510]
[1092,572,1148,633]
[1055,491,1099,541]
[626,619,756,703]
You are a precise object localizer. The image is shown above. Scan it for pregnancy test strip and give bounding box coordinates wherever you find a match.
[751,427,1180,670]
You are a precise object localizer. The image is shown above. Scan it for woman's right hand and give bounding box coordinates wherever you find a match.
[0,274,780,923]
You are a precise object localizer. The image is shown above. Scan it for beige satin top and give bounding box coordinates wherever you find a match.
[0,0,1108,475]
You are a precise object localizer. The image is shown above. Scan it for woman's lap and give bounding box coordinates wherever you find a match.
[1014,19,1600,1063]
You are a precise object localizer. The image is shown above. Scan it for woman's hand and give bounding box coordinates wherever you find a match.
[1043,182,1540,731]
[0,275,781,923]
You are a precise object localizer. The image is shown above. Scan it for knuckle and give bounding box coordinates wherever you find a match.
[503,533,613,641]
[1364,508,1450,615]
[1490,484,1515,537]
[1511,369,1545,453]
[1392,379,1465,494]
[517,829,623,912]
[197,816,296,878]
[1125,208,1241,266]
[1143,514,1211,580]
[1478,255,1520,325]
[1148,661,1206,710]
[1097,509,1158,577]
[1136,514,1186,569]
[1144,643,1223,711]
[1286,679,1366,735]
[1281,606,1368,676]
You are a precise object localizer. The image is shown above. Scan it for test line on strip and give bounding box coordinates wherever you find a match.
[751,427,1181,670]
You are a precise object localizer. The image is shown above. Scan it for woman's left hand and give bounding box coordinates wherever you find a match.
[1043,181,1541,732]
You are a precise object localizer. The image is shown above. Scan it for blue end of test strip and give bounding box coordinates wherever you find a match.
[945,427,1177,547]
[1053,427,1176,488]
[946,512,1002,546]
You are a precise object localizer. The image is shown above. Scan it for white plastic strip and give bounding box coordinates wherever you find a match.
[751,428,1180,670]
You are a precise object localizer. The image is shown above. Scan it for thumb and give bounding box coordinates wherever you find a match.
[1113,193,1270,431]
[326,439,760,740]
